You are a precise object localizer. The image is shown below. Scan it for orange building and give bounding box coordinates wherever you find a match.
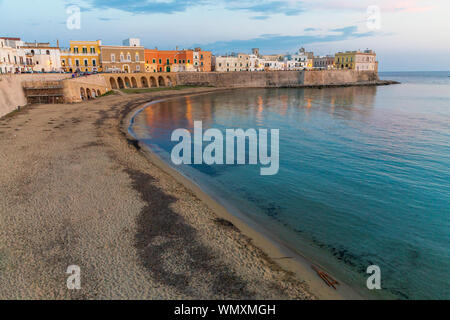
[144,48,211,73]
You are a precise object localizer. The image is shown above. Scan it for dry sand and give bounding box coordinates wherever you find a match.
[0,87,355,300]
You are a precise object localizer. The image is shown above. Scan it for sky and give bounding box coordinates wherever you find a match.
[0,0,449,71]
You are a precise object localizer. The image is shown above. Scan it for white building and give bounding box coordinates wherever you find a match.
[263,60,286,71]
[22,42,62,72]
[214,53,265,72]
[355,50,377,71]
[122,38,141,47]
[214,56,239,72]
[248,54,264,71]
[0,37,27,74]
[287,48,314,70]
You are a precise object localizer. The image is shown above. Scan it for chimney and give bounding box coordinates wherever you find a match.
[56,40,59,48]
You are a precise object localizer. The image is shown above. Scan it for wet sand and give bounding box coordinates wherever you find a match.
[0,87,358,299]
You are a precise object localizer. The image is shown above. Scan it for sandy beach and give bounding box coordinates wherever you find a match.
[0,87,358,300]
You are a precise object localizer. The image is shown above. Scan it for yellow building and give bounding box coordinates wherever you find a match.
[60,40,102,73]
[335,50,377,71]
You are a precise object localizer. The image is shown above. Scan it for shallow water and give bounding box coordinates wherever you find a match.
[130,72,450,300]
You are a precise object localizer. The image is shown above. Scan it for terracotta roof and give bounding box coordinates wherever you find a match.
[0,37,21,40]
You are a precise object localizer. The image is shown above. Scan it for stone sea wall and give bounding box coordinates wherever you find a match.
[176,70,379,88]
[0,70,382,118]
[0,74,69,117]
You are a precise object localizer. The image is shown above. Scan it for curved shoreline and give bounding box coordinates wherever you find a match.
[121,92,365,300]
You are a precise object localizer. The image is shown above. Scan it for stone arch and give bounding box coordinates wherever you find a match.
[91,88,96,98]
[80,87,86,100]
[117,77,125,89]
[158,76,165,87]
[141,76,149,88]
[110,77,118,89]
[124,77,131,88]
[97,90,101,96]
[149,76,157,87]
[86,88,92,99]
[131,77,138,88]
[166,76,173,87]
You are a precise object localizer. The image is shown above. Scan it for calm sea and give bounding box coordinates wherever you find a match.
[130,71,450,300]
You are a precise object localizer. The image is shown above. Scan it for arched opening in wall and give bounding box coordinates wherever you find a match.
[86,88,92,99]
[91,89,96,98]
[80,87,86,101]
[131,77,138,88]
[141,77,149,88]
[150,77,157,87]
[110,77,118,89]
[97,90,101,96]
[124,77,131,88]
[158,76,165,87]
[166,76,173,87]
[117,77,125,89]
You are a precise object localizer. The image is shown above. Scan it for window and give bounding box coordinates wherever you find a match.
[90,47,95,54]
[75,59,80,67]
[166,58,170,65]
[120,54,124,62]
[127,54,131,61]
[82,47,87,53]
[111,54,116,62]
[84,59,88,67]
[174,59,177,64]
[136,65,140,71]
[46,50,50,55]
[200,54,203,59]
[187,59,190,64]
[159,59,162,64]
[92,59,96,66]
[152,59,156,63]
[135,53,139,62]
[73,47,79,53]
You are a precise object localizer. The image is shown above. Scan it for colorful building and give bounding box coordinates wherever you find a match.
[144,48,212,73]
[314,55,335,70]
[335,50,377,71]
[100,38,145,73]
[60,40,102,73]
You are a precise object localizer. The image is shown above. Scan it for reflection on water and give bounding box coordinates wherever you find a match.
[142,86,378,131]
[131,85,450,300]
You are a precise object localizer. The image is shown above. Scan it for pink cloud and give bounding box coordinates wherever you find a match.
[303,0,438,13]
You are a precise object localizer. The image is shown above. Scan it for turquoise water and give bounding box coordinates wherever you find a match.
[130,72,450,300]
